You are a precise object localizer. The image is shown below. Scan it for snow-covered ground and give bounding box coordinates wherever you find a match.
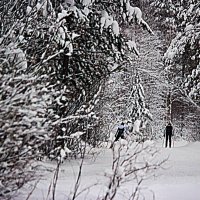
[15,140,200,200]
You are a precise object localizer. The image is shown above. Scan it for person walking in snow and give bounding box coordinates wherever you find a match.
[164,122,173,148]
[110,122,126,148]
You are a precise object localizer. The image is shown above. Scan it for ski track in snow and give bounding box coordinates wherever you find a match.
[15,140,200,200]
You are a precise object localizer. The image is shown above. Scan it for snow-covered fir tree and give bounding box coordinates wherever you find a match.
[129,72,152,139]
[0,0,154,197]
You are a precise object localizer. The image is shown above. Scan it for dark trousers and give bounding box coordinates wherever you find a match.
[115,133,124,141]
[165,133,172,148]
[110,133,124,148]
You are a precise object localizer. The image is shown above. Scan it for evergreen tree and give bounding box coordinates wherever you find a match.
[129,72,152,140]
[150,0,200,139]
[0,0,154,197]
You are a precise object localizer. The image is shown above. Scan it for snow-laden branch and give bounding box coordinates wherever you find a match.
[140,19,154,35]
[126,40,140,56]
[51,112,97,125]
[123,0,154,35]
[42,49,64,64]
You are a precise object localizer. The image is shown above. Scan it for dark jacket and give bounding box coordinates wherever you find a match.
[166,124,173,135]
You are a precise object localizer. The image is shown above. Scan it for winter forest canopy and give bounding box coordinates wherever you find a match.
[0,0,199,199]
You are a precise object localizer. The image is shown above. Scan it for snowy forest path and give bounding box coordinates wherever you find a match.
[16,140,200,200]
[144,140,200,200]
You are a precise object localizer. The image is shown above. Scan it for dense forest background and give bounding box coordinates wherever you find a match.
[0,0,199,198]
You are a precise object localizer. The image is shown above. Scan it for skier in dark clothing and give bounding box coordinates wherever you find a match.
[164,122,173,148]
[110,122,125,148]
